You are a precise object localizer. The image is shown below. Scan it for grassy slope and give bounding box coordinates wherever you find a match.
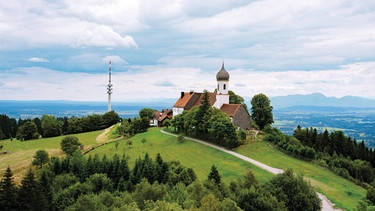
[0,130,103,182]
[86,127,274,184]
[0,125,367,210]
[235,137,366,211]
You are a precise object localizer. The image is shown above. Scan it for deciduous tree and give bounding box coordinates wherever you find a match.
[251,93,274,130]
[16,121,39,140]
[32,149,50,168]
[60,135,81,156]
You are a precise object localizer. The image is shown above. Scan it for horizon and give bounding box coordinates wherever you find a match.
[1,1,374,101]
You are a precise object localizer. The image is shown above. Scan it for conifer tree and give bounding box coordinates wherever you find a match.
[19,168,38,210]
[207,165,221,185]
[0,167,19,210]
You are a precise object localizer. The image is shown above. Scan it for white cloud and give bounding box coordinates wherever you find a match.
[74,25,138,48]
[27,57,49,62]
[101,55,128,64]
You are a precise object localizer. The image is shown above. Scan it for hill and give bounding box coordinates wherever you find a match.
[87,127,365,211]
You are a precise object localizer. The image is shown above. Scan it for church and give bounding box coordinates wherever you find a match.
[172,63,251,130]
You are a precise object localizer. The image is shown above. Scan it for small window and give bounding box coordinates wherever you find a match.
[217,84,219,91]
[223,84,226,90]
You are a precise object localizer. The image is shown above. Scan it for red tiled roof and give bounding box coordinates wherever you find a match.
[220,104,241,117]
[173,92,196,108]
[154,109,172,121]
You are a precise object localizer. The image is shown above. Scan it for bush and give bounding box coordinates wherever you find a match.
[60,136,81,156]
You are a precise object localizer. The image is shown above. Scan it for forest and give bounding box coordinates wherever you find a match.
[0,151,321,211]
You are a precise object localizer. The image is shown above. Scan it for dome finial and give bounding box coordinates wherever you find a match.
[216,62,229,81]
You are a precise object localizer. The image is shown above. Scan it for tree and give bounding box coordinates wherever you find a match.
[264,169,321,211]
[0,167,19,210]
[251,93,274,130]
[18,168,38,210]
[41,114,61,137]
[229,90,248,111]
[102,111,120,127]
[32,149,50,168]
[139,108,156,119]
[16,121,39,140]
[207,165,221,185]
[60,135,81,156]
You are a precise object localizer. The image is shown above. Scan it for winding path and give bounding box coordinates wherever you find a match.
[160,130,340,211]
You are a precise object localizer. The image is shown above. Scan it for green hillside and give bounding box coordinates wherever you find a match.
[86,127,274,184]
[0,129,103,182]
[0,125,367,210]
[235,138,366,210]
[87,127,366,210]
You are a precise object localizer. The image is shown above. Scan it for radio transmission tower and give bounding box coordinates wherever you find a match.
[107,61,113,112]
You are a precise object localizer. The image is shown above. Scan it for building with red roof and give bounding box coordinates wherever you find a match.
[172,63,251,130]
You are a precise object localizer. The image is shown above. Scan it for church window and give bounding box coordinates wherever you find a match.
[223,84,226,90]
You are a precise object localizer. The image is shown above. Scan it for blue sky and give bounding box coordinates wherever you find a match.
[0,0,374,102]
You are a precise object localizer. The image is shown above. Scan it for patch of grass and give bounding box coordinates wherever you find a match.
[0,130,103,182]
[235,140,366,211]
[86,127,274,184]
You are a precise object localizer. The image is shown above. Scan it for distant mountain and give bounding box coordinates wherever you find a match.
[270,93,375,108]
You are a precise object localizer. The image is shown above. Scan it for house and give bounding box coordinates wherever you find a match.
[150,109,173,127]
[172,63,251,130]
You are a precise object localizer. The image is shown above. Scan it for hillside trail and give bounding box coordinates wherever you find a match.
[160,129,341,211]
[96,125,115,143]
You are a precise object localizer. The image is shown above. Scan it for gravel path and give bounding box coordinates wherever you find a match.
[160,129,340,211]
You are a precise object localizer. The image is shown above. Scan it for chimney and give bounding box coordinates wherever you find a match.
[181,92,185,98]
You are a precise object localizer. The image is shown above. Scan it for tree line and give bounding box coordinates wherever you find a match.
[264,125,375,185]
[0,111,120,141]
[0,151,321,211]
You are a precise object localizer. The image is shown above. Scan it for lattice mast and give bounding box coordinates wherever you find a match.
[107,61,113,112]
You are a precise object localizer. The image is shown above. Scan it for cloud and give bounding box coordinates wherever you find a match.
[74,26,138,48]
[154,81,176,87]
[1,1,375,101]
[101,55,128,64]
[27,57,49,63]
[0,62,374,102]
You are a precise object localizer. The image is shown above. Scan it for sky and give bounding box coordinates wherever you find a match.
[1,0,375,102]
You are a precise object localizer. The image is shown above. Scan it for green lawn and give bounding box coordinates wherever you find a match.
[86,127,274,184]
[235,139,366,211]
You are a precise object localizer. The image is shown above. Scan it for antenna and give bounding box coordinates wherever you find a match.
[107,61,113,112]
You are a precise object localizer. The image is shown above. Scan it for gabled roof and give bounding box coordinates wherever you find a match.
[193,92,217,107]
[173,92,217,110]
[173,92,198,108]
[220,104,241,117]
[153,109,172,122]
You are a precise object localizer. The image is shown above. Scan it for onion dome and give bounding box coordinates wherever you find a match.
[216,63,230,81]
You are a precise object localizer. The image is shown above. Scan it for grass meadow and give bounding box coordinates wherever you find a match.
[0,130,103,182]
[86,127,275,184]
[235,135,366,211]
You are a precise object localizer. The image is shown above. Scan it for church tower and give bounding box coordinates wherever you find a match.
[214,62,230,109]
